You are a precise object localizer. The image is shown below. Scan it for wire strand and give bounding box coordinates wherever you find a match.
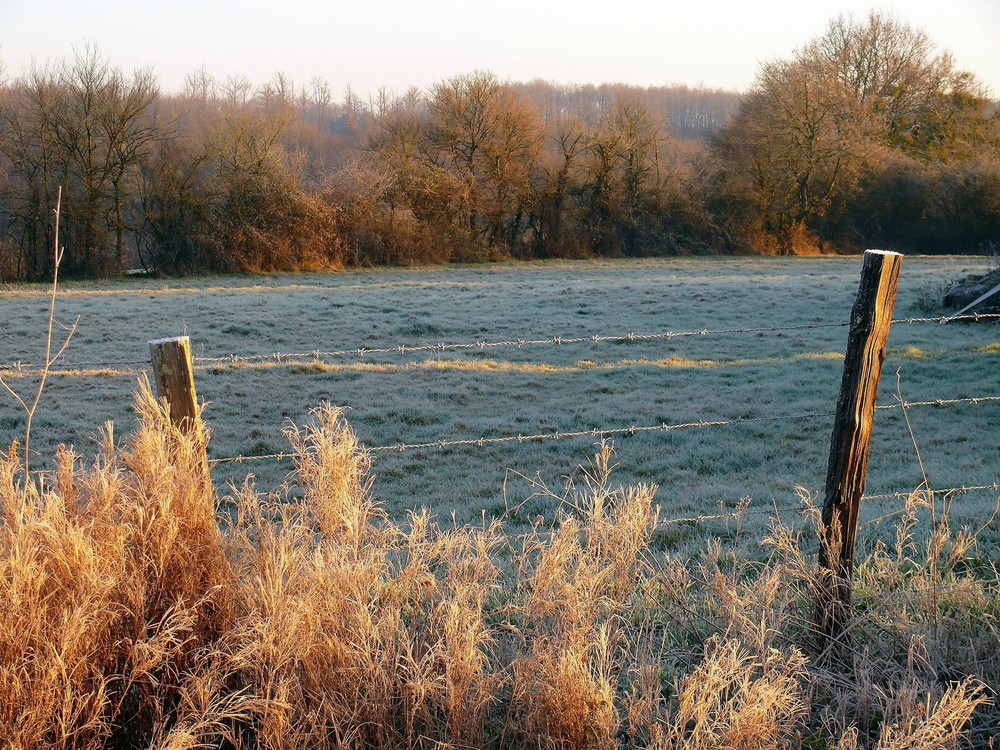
[861,483,1000,502]
[2,313,996,374]
[655,481,1000,527]
[209,410,835,465]
[0,358,146,373]
[190,312,1000,364]
[208,394,999,465]
[191,321,853,366]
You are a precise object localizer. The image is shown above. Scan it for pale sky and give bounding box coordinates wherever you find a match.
[1,0,998,99]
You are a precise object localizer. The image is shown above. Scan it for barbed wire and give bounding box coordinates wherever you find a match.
[185,313,1000,364]
[209,410,837,466]
[190,321,855,366]
[208,393,999,465]
[876,395,1000,410]
[658,504,804,526]
[853,581,1000,600]
[1,312,996,375]
[0,358,146,374]
[861,483,1000,502]
[896,312,1000,324]
[634,480,1000,528]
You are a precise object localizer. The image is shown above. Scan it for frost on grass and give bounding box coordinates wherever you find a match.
[3,256,999,549]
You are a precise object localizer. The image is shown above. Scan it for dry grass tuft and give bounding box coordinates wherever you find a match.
[1,392,997,748]
[654,636,808,749]
[508,446,658,749]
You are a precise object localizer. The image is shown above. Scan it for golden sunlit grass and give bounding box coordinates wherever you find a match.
[2,385,997,748]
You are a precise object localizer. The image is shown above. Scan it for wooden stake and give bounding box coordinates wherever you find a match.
[149,336,208,470]
[817,249,902,653]
[149,336,200,430]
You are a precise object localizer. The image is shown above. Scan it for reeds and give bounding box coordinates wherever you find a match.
[1,385,996,748]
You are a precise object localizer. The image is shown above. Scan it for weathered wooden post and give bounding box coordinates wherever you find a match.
[149,336,208,471]
[816,249,903,655]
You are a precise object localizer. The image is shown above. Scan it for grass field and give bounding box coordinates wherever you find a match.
[4,254,1000,748]
[1,255,998,555]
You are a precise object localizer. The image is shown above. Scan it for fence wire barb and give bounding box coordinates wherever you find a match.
[1,312,996,374]
[189,321,855,366]
[861,483,1000,502]
[0,358,147,373]
[207,393,999,466]
[875,395,1000,410]
[658,504,804,527]
[895,312,1000,324]
[182,312,1000,364]
[657,480,1000,528]
[208,411,835,466]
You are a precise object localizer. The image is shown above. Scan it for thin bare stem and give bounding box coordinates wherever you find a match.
[895,369,930,496]
[0,186,78,480]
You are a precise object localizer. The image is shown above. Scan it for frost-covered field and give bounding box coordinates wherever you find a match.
[2,256,998,554]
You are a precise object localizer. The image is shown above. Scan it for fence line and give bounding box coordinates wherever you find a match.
[0,358,147,373]
[861,483,1000,502]
[191,482,997,530]
[2,312,997,375]
[657,502,809,527]
[185,312,1000,364]
[191,321,854,365]
[657,481,1000,527]
[206,393,1000,466]
[604,480,1000,528]
[893,313,1000,324]
[876,395,1000,410]
[208,409,835,465]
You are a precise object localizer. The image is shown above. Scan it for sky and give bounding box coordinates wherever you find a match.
[1,0,999,99]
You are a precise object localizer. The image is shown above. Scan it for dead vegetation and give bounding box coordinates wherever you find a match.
[1,381,997,749]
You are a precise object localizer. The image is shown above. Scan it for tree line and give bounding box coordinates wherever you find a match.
[1,13,998,280]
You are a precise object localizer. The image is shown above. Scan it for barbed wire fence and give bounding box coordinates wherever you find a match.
[1,295,998,535]
[201,395,1000,463]
[198,394,1000,530]
[1,312,998,375]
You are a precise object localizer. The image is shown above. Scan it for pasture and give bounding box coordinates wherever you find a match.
[1,255,998,554]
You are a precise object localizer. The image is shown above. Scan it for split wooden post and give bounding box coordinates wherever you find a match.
[149,336,208,470]
[816,249,903,654]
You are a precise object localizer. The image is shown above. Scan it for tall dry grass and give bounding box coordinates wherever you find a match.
[1,382,997,748]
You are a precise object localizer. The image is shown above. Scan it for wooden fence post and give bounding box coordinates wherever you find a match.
[816,249,903,654]
[149,336,208,470]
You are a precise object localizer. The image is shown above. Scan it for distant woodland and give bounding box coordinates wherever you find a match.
[1,12,998,279]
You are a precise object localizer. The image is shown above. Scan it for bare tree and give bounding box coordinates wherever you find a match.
[577,96,669,254]
[706,11,989,251]
[0,63,65,277]
[55,46,160,273]
[526,116,588,256]
[426,71,542,249]
[812,12,982,155]
[311,77,332,129]
[221,74,252,108]
[0,47,160,275]
[342,82,362,133]
[183,65,217,105]
[733,57,865,242]
[271,70,295,111]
